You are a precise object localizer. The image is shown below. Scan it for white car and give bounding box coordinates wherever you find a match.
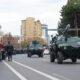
[43,49,49,55]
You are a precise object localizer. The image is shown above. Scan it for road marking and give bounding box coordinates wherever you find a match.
[13,60,60,80]
[53,73,72,80]
[3,61,28,80]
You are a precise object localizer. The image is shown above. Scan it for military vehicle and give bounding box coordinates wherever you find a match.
[27,40,43,57]
[50,25,80,64]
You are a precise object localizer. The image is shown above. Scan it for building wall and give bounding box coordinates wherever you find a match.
[21,20,26,36]
[2,34,20,48]
[41,24,48,44]
[21,17,41,41]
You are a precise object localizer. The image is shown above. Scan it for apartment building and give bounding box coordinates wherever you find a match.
[21,17,41,41]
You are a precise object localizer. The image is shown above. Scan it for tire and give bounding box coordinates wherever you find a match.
[27,52,32,57]
[39,52,43,58]
[72,58,77,63]
[57,51,63,64]
[41,53,43,57]
[50,51,55,62]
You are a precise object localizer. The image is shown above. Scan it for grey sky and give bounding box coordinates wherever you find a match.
[0,0,67,35]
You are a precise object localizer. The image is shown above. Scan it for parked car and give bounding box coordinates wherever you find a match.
[43,48,49,55]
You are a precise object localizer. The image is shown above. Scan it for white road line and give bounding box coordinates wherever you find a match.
[53,73,72,80]
[13,60,60,80]
[3,61,28,80]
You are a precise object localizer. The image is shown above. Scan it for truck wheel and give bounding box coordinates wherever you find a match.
[41,52,43,57]
[38,55,40,57]
[72,58,77,63]
[50,51,55,62]
[39,53,43,58]
[57,51,63,64]
[27,52,32,57]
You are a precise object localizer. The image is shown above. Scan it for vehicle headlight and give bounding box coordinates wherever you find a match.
[64,46,67,49]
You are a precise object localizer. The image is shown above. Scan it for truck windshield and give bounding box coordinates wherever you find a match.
[68,38,80,43]
[29,44,42,48]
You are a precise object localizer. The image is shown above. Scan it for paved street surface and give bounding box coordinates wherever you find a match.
[0,54,80,80]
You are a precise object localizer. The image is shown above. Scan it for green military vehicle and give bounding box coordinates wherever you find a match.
[50,25,80,64]
[27,40,43,57]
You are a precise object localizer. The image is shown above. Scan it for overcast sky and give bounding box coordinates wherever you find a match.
[0,0,67,35]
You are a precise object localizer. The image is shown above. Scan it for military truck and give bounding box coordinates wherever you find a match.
[27,40,43,57]
[50,25,80,64]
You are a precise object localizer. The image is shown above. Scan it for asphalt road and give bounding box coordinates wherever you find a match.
[0,54,80,80]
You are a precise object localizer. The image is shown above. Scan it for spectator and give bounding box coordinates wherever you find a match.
[1,45,7,60]
[6,41,14,61]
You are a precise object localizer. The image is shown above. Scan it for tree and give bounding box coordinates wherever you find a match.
[21,40,29,48]
[58,0,80,36]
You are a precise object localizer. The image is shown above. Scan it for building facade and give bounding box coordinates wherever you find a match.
[21,17,41,41]
[1,34,20,48]
[41,24,48,44]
